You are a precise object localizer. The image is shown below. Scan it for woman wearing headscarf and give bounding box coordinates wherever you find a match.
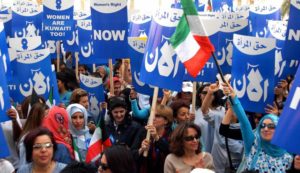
[66,103,91,162]
[223,83,293,172]
[43,106,74,164]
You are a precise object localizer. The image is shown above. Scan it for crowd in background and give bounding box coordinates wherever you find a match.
[0,55,300,173]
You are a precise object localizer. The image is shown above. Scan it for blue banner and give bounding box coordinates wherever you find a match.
[0,4,13,38]
[249,1,282,37]
[11,0,42,38]
[139,8,185,91]
[62,28,79,52]
[128,11,151,37]
[217,19,249,74]
[0,45,11,123]
[41,40,59,59]
[79,74,104,117]
[212,0,233,12]
[272,65,300,154]
[43,0,74,40]
[267,20,289,83]
[9,48,53,104]
[0,24,12,80]
[281,0,300,77]
[91,0,128,60]
[232,34,276,113]
[0,125,10,157]
[46,65,61,107]
[77,19,96,64]
[129,37,162,96]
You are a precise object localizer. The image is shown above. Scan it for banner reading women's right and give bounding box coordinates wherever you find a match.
[272,65,300,155]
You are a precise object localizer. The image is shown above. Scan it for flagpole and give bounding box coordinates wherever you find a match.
[191,81,196,114]
[143,86,159,157]
[108,59,114,96]
[211,52,226,83]
[75,52,79,81]
[56,41,61,72]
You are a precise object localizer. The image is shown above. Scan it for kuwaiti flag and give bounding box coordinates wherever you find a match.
[170,0,215,77]
[86,111,112,163]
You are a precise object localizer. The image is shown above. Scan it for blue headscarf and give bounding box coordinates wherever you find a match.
[249,114,288,169]
[255,114,286,157]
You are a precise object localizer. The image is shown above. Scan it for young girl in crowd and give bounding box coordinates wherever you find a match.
[66,103,91,162]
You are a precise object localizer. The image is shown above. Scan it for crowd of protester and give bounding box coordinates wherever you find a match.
[1,56,300,173]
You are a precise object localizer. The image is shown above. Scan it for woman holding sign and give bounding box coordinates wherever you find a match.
[223,83,293,172]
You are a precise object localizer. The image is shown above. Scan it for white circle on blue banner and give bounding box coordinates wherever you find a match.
[91,0,126,14]
[43,0,74,11]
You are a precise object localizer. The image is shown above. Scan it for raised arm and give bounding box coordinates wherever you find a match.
[223,83,255,155]
[201,83,219,115]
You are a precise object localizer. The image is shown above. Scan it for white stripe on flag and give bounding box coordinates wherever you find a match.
[174,32,200,62]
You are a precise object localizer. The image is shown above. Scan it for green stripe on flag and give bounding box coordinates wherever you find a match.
[73,139,83,162]
[170,15,190,48]
[181,0,198,15]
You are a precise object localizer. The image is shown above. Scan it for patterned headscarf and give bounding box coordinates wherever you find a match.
[43,106,74,158]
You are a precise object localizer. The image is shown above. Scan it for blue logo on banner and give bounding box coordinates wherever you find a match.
[212,0,233,12]
[249,2,281,38]
[12,0,43,38]
[272,65,300,154]
[139,8,185,91]
[43,0,74,40]
[232,34,276,113]
[91,0,128,60]
[129,12,151,37]
[79,74,105,117]
[9,49,53,104]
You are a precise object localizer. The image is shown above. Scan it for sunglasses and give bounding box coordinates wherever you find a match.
[33,142,53,150]
[183,135,199,141]
[260,123,276,130]
[98,162,110,171]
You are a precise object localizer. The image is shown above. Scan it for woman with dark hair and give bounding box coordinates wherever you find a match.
[43,106,74,164]
[170,100,190,130]
[17,102,48,167]
[56,72,72,107]
[164,122,214,173]
[98,145,136,173]
[17,127,66,173]
[132,104,173,173]
[105,96,141,148]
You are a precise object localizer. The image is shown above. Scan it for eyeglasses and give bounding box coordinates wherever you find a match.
[260,123,276,130]
[98,162,110,171]
[33,142,53,150]
[183,135,199,141]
